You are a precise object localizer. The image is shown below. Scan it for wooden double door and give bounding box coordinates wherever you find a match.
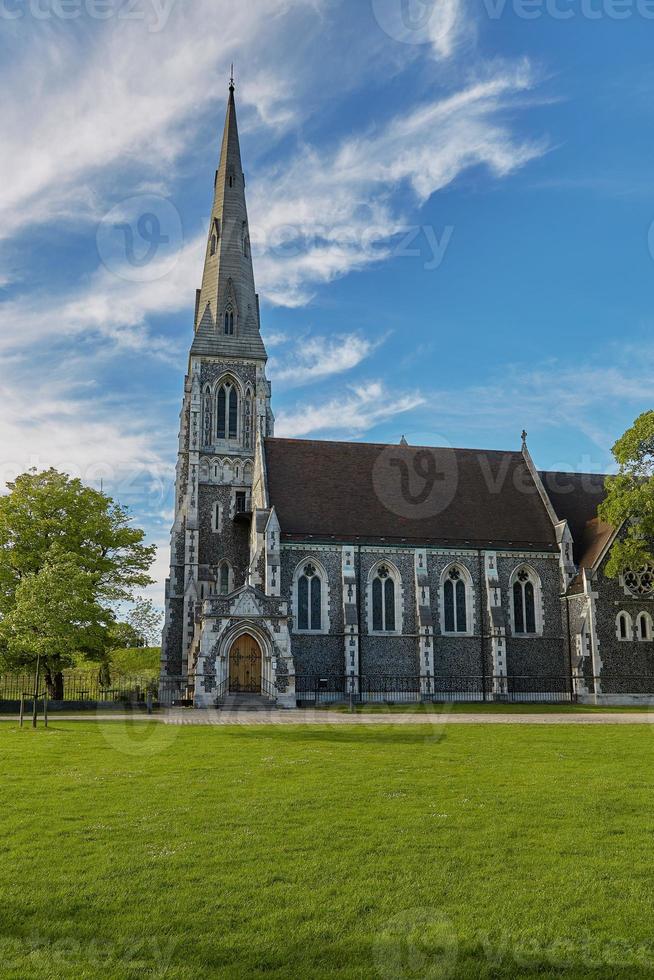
[229,635,262,694]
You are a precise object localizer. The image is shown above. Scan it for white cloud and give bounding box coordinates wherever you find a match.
[0,0,324,240]
[0,366,172,490]
[250,62,547,306]
[0,234,205,356]
[275,381,425,437]
[269,334,380,386]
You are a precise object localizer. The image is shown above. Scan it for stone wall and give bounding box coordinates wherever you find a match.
[280,544,567,681]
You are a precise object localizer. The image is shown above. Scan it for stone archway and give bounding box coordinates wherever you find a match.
[229,634,262,694]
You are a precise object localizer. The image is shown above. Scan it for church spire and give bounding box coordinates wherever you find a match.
[191,78,266,360]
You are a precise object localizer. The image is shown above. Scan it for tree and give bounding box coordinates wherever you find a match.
[0,469,156,695]
[599,411,654,579]
[126,598,163,648]
[107,620,143,650]
[0,553,113,697]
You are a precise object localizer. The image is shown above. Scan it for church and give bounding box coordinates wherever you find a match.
[160,82,654,708]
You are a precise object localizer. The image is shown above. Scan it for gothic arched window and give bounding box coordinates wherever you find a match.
[370,563,399,633]
[295,562,324,632]
[637,612,653,642]
[441,565,471,635]
[511,566,542,636]
[202,386,213,446]
[216,382,239,441]
[224,306,235,336]
[617,611,632,641]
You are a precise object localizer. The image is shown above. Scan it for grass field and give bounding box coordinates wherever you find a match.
[2,722,654,978]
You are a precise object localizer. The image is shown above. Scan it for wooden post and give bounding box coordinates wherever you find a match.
[19,695,25,729]
[43,692,48,728]
[32,654,41,729]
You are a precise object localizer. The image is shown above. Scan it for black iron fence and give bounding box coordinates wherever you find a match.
[296,675,578,705]
[0,672,186,707]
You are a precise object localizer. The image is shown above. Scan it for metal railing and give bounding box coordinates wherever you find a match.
[296,675,577,705]
[0,672,161,704]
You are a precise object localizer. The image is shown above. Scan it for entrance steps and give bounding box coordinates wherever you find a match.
[218,693,277,713]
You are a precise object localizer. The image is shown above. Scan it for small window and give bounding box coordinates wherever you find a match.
[212,502,222,533]
[224,307,235,336]
[210,234,217,256]
[617,612,632,642]
[219,562,231,595]
[235,492,247,514]
[637,612,653,642]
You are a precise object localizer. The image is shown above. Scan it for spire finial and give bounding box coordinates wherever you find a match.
[521,429,528,448]
[229,64,235,93]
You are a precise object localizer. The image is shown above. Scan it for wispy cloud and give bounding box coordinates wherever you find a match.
[0,0,323,241]
[275,381,425,437]
[269,333,381,386]
[0,362,172,490]
[251,62,547,306]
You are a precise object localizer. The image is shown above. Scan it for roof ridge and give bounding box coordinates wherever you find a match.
[265,436,523,456]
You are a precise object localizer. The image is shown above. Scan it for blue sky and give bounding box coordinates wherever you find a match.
[0,0,652,599]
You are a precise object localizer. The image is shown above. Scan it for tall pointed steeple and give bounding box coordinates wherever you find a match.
[191,78,267,360]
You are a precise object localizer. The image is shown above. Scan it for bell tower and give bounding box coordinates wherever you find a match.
[161,77,274,683]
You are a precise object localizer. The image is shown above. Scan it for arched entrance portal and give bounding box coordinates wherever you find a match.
[229,634,262,694]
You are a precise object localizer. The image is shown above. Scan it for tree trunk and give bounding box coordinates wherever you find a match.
[45,668,64,700]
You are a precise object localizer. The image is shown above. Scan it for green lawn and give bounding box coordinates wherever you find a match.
[329,701,654,714]
[2,723,654,978]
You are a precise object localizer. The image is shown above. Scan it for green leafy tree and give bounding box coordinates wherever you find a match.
[107,620,143,650]
[127,598,163,648]
[599,411,654,579]
[0,554,113,697]
[0,469,156,696]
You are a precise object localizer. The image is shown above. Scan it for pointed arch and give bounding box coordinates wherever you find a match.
[616,611,633,642]
[637,611,652,642]
[202,385,213,446]
[510,564,543,636]
[214,374,242,442]
[292,558,329,634]
[439,562,474,636]
[367,559,402,635]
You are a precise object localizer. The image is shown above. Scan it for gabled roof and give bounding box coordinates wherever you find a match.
[539,470,613,569]
[265,438,559,551]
